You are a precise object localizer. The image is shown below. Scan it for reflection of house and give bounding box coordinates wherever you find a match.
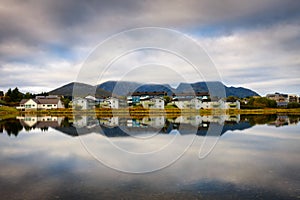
[174,115,202,127]
[99,117,119,127]
[73,115,98,128]
[17,115,63,128]
[142,116,165,128]
[141,97,164,109]
[174,115,240,125]
[268,115,299,127]
[17,96,64,110]
[225,101,240,109]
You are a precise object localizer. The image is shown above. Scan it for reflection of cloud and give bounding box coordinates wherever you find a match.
[0,124,299,198]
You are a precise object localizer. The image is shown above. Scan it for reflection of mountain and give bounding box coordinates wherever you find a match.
[1,115,298,138]
[54,115,253,138]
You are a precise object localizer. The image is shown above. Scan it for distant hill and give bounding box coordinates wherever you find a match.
[49,82,111,98]
[97,81,174,96]
[176,82,259,98]
[49,81,259,99]
[98,81,259,98]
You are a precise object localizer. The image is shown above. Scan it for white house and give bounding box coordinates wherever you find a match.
[104,97,120,109]
[17,96,64,110]
[174,100,191,109]
[73,97,89,110]
[141,97,164,109]
[72,96,97,110]
[190,98,202,109]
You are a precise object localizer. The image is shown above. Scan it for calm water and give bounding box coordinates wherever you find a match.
[0,114,299,199]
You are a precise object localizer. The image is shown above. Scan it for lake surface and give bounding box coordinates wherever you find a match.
[0,114,299,199]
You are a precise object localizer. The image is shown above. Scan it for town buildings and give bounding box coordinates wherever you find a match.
[266,92,299,107]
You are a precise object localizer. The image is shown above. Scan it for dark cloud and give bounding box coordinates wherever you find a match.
[0,0,299,94]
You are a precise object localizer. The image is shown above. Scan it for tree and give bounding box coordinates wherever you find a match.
[5,88,12,102]
[247,97,277,108]
[24,92,33,99]
[163,96,172,104]
[12,87,23,102]
[287,102,300,109]
[61,97,70,108]
[227,96,238,102]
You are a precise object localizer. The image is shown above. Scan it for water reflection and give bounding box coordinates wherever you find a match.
[0,114,299,199]
[1,114,300,138]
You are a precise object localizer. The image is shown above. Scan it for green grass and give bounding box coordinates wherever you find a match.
[0,106,19,113]
[0,106,19,119]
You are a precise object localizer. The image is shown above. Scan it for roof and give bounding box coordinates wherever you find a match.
[20,99,29,104]
[20,97,60,105]
[173,92,209,97]
[131,91,167,96]
[36,98,60,104]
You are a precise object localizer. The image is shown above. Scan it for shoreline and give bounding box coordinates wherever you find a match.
[1,106,300,117]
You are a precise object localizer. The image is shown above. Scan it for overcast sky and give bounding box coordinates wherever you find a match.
[0,0,299,95]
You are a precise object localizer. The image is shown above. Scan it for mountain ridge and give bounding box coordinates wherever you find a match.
[49,81,260,98]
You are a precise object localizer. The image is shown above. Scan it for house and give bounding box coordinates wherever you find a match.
[288,94,299,103]
[172,92,210,101]
[16,96,64,110]
[103,97,120,109]
[190,98,202,109]
[266,93,289,103]
[141,97,165,109]
[174,99,192,109]
[266,92,298,107]
[128,91,167,106]
[72,96,97,110]
[172,92,211,109]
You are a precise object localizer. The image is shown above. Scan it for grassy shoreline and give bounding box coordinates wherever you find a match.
[1,106,300,117]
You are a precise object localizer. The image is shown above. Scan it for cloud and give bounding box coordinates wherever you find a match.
[0,0,299,94]
[199,21,300,95]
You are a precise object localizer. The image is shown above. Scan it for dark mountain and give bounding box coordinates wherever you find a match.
[49,81,259,99]
[177,81,259,98]
[225,86,259,98]
[97,81,174,96]
[49,82,111,98]
[98,81,259,98]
